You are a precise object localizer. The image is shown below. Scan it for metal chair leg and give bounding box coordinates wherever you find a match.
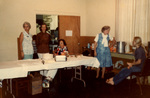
[129,75,132,90]
[137,76,143,95]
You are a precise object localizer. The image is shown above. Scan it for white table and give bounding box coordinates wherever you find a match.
[0,56,100,97]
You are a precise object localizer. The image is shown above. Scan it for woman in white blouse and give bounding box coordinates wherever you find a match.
[94,26,115,79]
[19,22,33,60]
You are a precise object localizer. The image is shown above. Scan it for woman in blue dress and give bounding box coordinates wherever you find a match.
[94,26,115,79]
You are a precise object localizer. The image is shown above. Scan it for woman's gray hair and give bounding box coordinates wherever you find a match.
[23,21,31,29]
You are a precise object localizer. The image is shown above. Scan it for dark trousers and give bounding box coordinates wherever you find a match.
[113,66,141,85]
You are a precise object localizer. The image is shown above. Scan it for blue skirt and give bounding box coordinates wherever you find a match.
[96,47,112,67]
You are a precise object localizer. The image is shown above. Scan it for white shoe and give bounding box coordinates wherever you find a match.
[42,80,50,88]
[126,75,136,79]
[0,80,2,88]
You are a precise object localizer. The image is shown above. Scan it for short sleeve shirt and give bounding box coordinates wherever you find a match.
[134,46,146,68]
[57,46,68,55]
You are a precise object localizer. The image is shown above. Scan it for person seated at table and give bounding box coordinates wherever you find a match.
[54,39,69,56]
[106,37,147,85]
[42,39,68,88]
[47,39,69,92]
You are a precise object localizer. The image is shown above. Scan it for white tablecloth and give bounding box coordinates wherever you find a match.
[0,56,100,80]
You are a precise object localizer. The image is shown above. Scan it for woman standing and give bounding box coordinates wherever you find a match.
[36,23,53,88]
[106,37,147,85]
[19,22,33,60]
[36,23,51,57]
[94,26,115,79]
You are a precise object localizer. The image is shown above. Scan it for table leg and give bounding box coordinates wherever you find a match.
[5,79,15,98]
[71,66,86,87]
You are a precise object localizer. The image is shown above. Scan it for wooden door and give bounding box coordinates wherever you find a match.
[59,16,80,55]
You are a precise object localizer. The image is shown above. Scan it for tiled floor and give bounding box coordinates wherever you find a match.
[3,68,150,98]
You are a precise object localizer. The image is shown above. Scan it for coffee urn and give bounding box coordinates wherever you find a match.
[117,41,126,53]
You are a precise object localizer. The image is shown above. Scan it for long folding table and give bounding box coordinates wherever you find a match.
[0,56,100,97]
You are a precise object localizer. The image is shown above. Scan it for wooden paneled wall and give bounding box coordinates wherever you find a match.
[79,36,95,53]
